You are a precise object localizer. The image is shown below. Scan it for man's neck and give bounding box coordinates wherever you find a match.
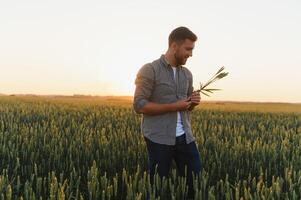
[164,52,178,67]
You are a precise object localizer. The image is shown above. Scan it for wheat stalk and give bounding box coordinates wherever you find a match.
[194,66,228,97]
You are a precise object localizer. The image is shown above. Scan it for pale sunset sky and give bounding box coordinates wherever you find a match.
[1,0,300,103]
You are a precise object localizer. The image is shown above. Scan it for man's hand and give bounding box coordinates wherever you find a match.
[188,91,201,111]
[173,98,192,111]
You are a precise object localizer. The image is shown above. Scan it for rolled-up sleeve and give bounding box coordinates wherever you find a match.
[133,64,155,113]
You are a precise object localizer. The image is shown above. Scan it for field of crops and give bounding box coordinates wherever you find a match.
[0,96,300,200]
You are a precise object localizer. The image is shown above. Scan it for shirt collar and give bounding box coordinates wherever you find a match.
[160,54,183,69]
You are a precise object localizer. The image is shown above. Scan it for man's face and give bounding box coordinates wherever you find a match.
[173,39,195,66]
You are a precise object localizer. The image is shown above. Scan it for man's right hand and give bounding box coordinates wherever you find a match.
[173,98,192,111]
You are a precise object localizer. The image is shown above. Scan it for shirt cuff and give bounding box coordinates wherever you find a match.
[133,99,149,113]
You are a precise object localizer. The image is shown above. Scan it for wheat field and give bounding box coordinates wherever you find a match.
[0,96,300,199]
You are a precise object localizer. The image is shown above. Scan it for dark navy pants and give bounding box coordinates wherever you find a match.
[144,134,202,199]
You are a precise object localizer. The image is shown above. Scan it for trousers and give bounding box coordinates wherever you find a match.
[144,133,202,199]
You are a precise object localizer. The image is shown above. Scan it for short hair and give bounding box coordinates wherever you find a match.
[168,26,197,47]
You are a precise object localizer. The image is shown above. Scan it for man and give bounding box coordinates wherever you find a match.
[133,26,201,199]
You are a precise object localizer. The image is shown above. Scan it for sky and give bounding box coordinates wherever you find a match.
[1,0,300,103]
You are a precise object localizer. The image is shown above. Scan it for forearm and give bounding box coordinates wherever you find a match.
[138,102,178,115]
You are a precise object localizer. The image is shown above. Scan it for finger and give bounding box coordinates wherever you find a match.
[192,94,200,98]
[191,97,201,101]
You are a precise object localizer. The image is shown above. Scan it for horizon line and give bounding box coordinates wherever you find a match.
[1,93,300,105]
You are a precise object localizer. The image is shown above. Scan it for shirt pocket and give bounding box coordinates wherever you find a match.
[155,80,175,96]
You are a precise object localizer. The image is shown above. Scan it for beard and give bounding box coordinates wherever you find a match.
[174,53,187,66]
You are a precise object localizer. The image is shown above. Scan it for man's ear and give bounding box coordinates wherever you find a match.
[171,42,178,53]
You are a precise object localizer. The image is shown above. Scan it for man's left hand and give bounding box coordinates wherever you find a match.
[188,91,201,110]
